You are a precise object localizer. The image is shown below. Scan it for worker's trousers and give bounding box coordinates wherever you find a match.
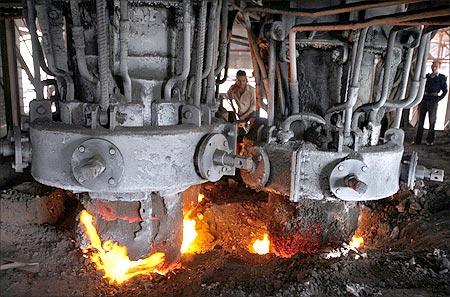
[415,99,439,144]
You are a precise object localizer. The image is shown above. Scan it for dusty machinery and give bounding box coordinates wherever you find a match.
[0,0,448,260]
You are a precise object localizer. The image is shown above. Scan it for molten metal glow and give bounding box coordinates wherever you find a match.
[349,235,364,250]
[197,193,205,202]
[79,210,166,284]
[181,215,198,254]
[251,233,270,255]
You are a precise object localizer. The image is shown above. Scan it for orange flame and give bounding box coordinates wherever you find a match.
[181,213,198,254]
[197,193,205,202]
[349,235,364,250]
[79,210,166,284]
[251,233,270,255]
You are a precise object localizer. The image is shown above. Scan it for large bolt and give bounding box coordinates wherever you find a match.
[109,148,116,155]
[338,165,344,171]
[36,105,46,115]
[108,177,115,185]
[345,175,368,195]
[183,110,193,119]
[78,146,85,153]
[361,166,368,172]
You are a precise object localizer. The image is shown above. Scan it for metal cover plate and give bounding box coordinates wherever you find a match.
[71,138,124,190]
[329,159,369,201]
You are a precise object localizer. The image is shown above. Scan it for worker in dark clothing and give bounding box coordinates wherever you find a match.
[414,61,448,145]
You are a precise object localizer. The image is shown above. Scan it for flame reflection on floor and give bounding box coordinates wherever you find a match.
[79,210,166,284]
[349,235,364,250]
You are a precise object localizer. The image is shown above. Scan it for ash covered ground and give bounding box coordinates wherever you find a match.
[1,129,449,297]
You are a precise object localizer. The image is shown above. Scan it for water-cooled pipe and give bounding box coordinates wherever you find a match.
[351,32,430,132]
[216,39,230,84]
[349,28,398,127]
[96,0,110,110]
[244,0,426,18]
[120,0,132,102]
[206,0,221,104]
[392,47,414,128]
[70,0,97,84]
[193,1,207,107]
[164,0,192,101]
[382,31,428,123]
[276,63,286,116]
[35,4,74,101]
[281,113,326,133]
[26,0,53,78]
[287,8,450,32]
[243,13,271,107]
[268,39,276,126]
[202,0,218,80]
[26,0,43,101]
[288,30,300,114]
[325,28,368,135]
[214,0,229,76]
[367,29,399,123]
[405,33,432,109]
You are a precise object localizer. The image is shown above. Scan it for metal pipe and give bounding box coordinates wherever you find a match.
[351,32,430,131]
[367,29,399,123]
[344,28,368,135]
[96,0,110,110]
[392,47,414,128]
[164,0,191,101]
[194,0,207,107]
[276,63,286,116]
[206,0,221,104]
[288,8,450,32]
[288,30,299,114]
[244,0,426,18]
[25,0,53,78]
[194,1,207,107]
[26,0,43,101]
[285,8,448,130]
[120,0,132,102]
[36,4,74,101]
[216,39,230,85]
[325,28,368,136]
[405,33,432,109]
[202,0,218,80]
[281,112,326,133]
[243,14,271,108]
[214,0,228,76]
[384,31,427,110]
[71,0,97,84]
[4,20,20,127]
[268,39,276,126]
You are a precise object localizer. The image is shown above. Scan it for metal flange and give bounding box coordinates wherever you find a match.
[196,133,232,182]
[71,138,124,190]
[329,159,370,201]
[241,146,270,191]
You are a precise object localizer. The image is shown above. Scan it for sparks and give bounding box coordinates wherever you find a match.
[79,210,166,285]
[251,233,270,255]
